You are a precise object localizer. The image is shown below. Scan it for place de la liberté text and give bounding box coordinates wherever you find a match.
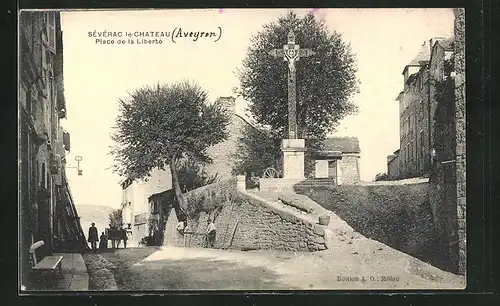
[88,28,223,45]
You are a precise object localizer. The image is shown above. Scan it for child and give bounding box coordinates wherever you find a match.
[206,219,216,248]
[99,232,108,250]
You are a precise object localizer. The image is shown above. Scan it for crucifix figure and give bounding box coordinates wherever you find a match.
[269,30,315,139]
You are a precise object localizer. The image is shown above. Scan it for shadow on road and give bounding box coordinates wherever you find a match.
[101,248,294,290]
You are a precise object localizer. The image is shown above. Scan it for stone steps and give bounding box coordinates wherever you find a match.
[295,179,337,188]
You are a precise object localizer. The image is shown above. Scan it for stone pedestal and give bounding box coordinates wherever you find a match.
[236,175,246,191]
[281,139,306,180]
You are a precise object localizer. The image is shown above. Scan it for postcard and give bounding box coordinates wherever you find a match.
[18,8,466,292]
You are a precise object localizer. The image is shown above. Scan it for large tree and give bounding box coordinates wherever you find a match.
[111,81,230,217]
[236,11,359,144]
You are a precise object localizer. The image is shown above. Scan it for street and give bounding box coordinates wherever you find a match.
[91,244,465,290]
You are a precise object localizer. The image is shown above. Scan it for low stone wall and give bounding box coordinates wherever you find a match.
[259,178,304,192]
[164,179,327,252]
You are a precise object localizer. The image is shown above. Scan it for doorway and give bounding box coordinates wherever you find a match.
[328,161,337,185]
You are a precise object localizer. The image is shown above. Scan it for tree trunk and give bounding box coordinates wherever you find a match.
[170,156,188,217]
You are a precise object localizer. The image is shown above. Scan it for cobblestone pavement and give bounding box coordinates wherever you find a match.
[99,246,465,290]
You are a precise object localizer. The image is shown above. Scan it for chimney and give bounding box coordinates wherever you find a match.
[216,96,236,114]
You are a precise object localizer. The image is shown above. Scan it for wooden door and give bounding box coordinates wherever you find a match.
[328,161,337,184]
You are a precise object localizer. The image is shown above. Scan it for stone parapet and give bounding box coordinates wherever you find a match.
[259,178,304,192]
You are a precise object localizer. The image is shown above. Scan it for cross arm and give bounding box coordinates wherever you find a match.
[298,49,316,57]
[268,49,285,58]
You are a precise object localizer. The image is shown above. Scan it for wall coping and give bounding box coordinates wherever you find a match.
[359,178,429,186]
[237,190,324,236]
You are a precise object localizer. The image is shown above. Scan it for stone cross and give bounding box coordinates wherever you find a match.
[269,30,315,139]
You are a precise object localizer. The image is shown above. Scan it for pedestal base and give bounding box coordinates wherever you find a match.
[282,139,306,180]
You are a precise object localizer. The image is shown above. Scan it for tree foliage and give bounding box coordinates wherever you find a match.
[111,81,230,215]
[109,209,123,229]
[231,124,282,177]
[177,159,218,193]
[236,11,359,140]
[231,122,323,178]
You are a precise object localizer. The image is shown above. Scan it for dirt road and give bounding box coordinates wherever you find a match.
[98,246,465,290]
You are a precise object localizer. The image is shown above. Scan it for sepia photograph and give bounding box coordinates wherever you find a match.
[18,8,466,292]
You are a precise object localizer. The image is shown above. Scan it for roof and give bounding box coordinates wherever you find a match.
[435,37,454,51]
[402,37,452,74]
[322,137,360,153]
[407,43,431,66]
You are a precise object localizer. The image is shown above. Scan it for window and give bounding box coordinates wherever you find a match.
[408,116,411,136]
[41,163,46,188]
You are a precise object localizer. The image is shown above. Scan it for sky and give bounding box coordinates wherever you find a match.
[60,8,455,209]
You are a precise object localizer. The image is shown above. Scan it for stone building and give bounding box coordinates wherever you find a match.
[427,8,465,275]
[387,149,400,179]
[310,137,361,184]
[387,11,466,275]
[19,11,87,284]
[205,97,251,180]
[119,167,172,244]
[388,36,454,179]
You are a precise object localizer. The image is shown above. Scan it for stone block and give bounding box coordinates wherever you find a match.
[316,244,327,251]
[282,139,305,149]
[280,212,297,223]
[282,139,306,179]
[458,218,466,230]
[312,224,325,236]
[236,175,246,191]
[312,235,325,244]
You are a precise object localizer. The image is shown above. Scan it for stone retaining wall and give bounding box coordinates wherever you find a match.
[296,183,454,272]
[164,180,327,252]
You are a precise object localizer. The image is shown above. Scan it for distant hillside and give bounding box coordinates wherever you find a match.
[76,204,115,239]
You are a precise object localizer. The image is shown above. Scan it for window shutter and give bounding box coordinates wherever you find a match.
[46,12,56,54]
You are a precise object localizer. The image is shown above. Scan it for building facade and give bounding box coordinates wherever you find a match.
[387,18,465,275]
[388,36,453,179]
[311,137,361,184]
[19,11,87,285]
[119,167,172,244]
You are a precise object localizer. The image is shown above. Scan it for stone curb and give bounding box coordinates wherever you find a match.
[83,253,118,290]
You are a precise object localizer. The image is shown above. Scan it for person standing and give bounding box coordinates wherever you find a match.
[88,223,99,252]
[206,219,216,248]
[99,232,108,250]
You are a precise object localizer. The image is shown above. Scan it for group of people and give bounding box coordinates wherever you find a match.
[87,222,109,252]
[88,219,217,250]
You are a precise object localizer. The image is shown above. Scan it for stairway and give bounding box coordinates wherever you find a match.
[54,167,89,253]
[295,178,338,189]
